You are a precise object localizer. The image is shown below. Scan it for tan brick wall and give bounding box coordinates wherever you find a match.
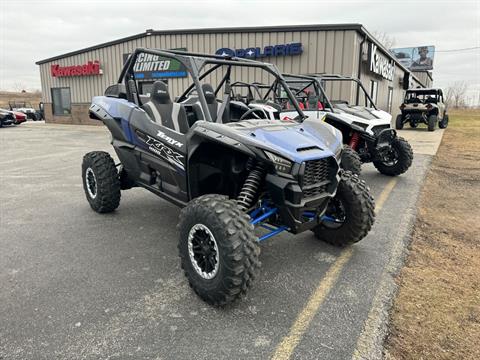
[44,103,100,125]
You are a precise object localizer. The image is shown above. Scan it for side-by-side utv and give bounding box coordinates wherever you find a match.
[82,49,375,306]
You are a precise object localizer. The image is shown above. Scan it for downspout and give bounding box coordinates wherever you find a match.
[356,34,366,106]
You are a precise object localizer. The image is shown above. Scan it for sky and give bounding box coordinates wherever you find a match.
[0,0,479,102]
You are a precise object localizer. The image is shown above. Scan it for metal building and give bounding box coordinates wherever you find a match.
[36,24,432,125]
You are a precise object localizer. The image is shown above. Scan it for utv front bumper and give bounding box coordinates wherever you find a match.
[265,156,339,234]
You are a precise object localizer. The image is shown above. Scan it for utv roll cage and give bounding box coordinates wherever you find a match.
[230,81,266,102]
[404,89,444,104]
[310,73,378,110]
[268,73,335,111]
[8,101,34,110]
[119,48,306,123]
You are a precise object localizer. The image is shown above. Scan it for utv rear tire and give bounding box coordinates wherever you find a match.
[373,137,413,176]
[340,145,362,176]
[312,171,375,246]
[178,194,260,306]
[428,115,437,131]
[395,114,404,130]
[82,151,121,213]
[439,114,449,129]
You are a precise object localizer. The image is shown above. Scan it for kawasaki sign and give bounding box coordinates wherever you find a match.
[51,60,102,77]
[215,42,302,58]
[122,50,187,79]
[368,43,395,81]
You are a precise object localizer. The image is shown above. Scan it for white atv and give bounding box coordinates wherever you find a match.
[9,101,39,121]
[271,74,413,176]
[396,88,448,131]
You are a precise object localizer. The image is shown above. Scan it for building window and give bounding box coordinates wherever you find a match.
[387,87,394,113]
[51,87,71,116]
[370,80,378,104]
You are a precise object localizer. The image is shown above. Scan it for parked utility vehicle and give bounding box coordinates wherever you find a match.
[82,49,375,306]
[316,74,393,124]
[396,88,448,131]
[274,74,413,176]
[8,101,39,120]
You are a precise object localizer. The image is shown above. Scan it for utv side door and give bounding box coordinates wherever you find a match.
[128,108,189,204]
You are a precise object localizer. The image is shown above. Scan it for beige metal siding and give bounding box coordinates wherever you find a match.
[39,29,360,105]
[354,38,411,119]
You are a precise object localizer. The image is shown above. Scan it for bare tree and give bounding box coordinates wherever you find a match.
[445,81,468,108]
[371,30,396,50]
[12,82,27,93]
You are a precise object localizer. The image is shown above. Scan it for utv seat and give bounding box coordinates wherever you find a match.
[141,81,189,134]
[306,95,324,110]
[202,84,218,119]
[201,83,232,123]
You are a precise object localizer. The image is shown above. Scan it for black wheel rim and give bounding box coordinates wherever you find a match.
[188,224,219,280]
[85,168,97,198]
[380,147,399,167]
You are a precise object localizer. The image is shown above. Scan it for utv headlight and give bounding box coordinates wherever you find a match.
[264,151,293,174]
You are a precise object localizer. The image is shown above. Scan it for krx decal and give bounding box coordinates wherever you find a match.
[145,135,185,170]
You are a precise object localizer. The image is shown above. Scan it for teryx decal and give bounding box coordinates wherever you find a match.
[145,135,185,170]
[156,130,183,148]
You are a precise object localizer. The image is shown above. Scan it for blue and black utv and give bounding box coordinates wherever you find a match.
[82,48,375,306]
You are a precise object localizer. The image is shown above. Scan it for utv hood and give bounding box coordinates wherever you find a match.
[194,119,342,163]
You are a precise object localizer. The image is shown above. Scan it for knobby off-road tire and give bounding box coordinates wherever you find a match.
[82,151,121,213]
[373,137,413,176]
[178,194,260,306]
[313,171,375,246]
[340,144,362,176]
[395,114,404,130]
[439,114,449,129]
[428,114,437,131]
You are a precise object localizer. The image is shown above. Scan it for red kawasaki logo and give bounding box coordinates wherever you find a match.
[51,60,102,77]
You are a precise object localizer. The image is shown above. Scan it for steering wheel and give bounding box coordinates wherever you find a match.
[239,107,269,121]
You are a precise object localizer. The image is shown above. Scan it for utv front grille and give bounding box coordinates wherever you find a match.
[302,184,329,198]
[300,157,335,199]
[303,158,330,186]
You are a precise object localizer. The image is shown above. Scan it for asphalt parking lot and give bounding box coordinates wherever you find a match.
[0,122,444,360]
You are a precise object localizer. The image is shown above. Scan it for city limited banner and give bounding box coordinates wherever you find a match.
[122,50,188,80]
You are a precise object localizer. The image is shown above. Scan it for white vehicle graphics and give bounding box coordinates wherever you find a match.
[145,134,184,170]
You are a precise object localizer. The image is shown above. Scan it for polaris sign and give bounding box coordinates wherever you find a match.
[369,44,395,81]
[215,43,302,59]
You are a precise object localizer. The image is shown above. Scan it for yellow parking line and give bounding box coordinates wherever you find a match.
[271,248,354,360]
[374,178,398,214]
[270,178,398,360]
